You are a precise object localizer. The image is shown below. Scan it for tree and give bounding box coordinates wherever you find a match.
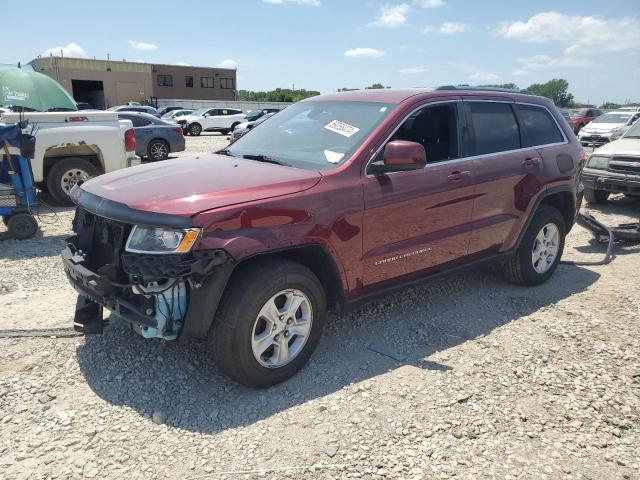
[365,83,388,89]
[482,83,518,90]
[599,102,621,110]
[526,79,574,108]
[238,88,320,103]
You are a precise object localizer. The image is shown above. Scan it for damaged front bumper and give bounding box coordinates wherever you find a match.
[62,240,232,340]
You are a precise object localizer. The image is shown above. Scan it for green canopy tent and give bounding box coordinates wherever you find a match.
[0,65,77,112]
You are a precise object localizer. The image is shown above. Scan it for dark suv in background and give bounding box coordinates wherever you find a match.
[62,87,584,387]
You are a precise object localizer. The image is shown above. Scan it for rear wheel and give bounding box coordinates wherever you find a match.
[209,258,326,388]
[584,187,609,204]
[7,213,38,239]
[47,157,100,206]
[147,139,169,161]
[188,123,202,136]
[504,205,566,286]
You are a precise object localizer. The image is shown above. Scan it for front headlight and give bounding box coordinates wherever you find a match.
[586,155,609,170]
[125,226,201,254]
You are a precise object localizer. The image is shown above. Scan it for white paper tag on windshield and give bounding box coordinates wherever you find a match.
[324,150,345,164]
[324,120,360,138]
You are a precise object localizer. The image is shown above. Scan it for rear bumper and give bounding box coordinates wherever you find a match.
[582,169,640,195]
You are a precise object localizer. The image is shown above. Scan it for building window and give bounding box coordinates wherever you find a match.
[220,78,235,89]
[200,77,214,88]
[157,74,173,87]
[185,76,193,88]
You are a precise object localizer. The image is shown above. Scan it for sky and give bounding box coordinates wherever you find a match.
[1,0,638,105]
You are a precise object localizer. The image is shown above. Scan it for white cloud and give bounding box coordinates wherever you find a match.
[219,59,238,69]
[498,12,640,54]
[400,66,428,74]
[262,0,319,4]
[343,48,386,59]
[369,4,410,28]
[470,72,499,82]
[414,0,444,8]
[439,22,467,33]
[43,42,88,59]
[421,25,434,33]
[129,40,159,51]
[517,54,595,71]
[511,69,530,76]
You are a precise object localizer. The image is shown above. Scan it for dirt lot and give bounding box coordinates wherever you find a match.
[0,135,639,479]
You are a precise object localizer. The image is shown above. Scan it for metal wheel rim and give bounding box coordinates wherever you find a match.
[190,125,201,135]
[150,142,168,159]
[251,289,313,369]
[60,168,92,194]
[531,222,560,274]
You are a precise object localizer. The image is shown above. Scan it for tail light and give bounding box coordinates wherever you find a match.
[125,128,136,152]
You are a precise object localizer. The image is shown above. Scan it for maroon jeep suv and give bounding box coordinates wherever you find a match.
[62,87,584,387]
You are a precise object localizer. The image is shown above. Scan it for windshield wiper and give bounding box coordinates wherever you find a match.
[242,154,290,166]
[217,148,237,157]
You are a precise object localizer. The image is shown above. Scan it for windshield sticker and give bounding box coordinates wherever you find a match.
[324,120,360,138]
[324,150,345,164]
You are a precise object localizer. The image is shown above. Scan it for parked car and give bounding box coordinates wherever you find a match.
[245,108,281,122]
[117,112,185,161]
[108,105,160,117]
[568,108,603,134]
[62,87,583,387]
[156,106,184,117]
[1,110,138,205]
[229,112,276,143]
[558,109,573,129]
[161,109,193,121]
[581,118,640,203]
[577,111,640,146]
[177,107,245,136]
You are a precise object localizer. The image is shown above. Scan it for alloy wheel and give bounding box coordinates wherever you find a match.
[251,289,313,368]
[150,142,168,160]
[60,168,92,195]
[531,223,560,274]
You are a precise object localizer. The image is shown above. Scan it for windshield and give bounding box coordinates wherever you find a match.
[191,108,208,116]
[592,113,632,124]
[624,120,640,139]
[226,100,396,171]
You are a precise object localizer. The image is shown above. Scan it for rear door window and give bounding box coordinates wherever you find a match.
[516,104,564,147]
[466,102,520,155]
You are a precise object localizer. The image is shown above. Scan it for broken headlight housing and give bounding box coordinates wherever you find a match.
[125,226,201,254]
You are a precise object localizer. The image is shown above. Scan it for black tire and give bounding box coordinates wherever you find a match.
[7,213,38,239]
[504,205,566,286]
[584,187,609,204]
[147,139,170,161]
[209,258,326,388]
[2,216,9,226]
[188,123,202,136]
[46,157,100,206]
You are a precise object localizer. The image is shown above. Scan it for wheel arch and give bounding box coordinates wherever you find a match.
[43,154,104,185]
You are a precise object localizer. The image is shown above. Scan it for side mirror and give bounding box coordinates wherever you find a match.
[369,140,427,175]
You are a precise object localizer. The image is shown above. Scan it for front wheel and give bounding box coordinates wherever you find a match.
[46,157,100,206]
[504,205,566,286]
[188,123,202,136]
[209,259,326,388]
[584,188,609,204]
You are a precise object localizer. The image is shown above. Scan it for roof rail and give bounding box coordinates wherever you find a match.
[436,85,533,95]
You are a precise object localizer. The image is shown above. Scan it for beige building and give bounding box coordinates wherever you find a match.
[29,56,237,109]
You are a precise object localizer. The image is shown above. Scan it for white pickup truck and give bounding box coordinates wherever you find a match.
[0,111,139,205]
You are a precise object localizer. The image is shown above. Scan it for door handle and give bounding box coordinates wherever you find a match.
[447,170,471,181]
[522,157,541,167]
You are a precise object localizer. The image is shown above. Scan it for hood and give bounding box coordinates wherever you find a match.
[582,122,627,134]
[593,138,640,156]
[79,154,322,217]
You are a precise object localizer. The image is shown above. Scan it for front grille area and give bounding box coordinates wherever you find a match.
[609,156,640,174]
[73,208,130,277]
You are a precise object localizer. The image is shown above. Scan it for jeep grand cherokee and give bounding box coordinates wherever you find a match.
[62,87,584,387]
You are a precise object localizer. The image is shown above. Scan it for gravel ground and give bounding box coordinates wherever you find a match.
[0,138,639,479]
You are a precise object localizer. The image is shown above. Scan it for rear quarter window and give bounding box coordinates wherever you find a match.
[467,102,520,156]
[516,104,564,147]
